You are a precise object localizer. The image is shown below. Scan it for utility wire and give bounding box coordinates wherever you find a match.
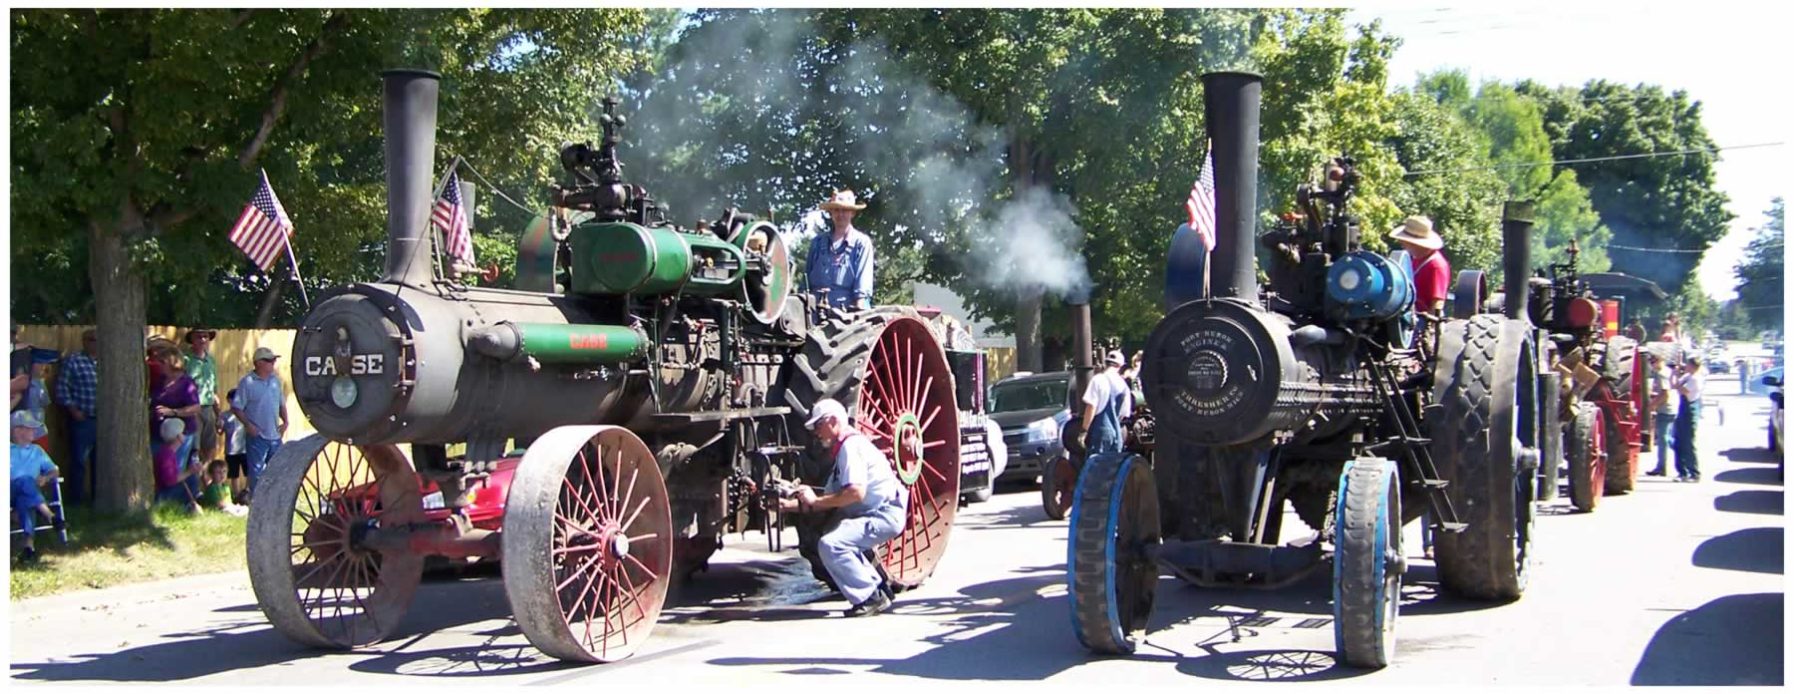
[457,159,543,220]
[1403,141,1784,177]
[1606,244,1710,254]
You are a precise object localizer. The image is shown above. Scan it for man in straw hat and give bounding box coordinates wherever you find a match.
[804,189,877,311]
[1389,215,1452,317]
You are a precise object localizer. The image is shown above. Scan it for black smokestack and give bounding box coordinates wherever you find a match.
[1068,293,1093,412]
[381,69,442,288]
[1200,72,1263,304]
[1502,200,1535,322]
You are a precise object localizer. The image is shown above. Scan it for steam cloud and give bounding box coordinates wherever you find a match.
[623,10,1092,303]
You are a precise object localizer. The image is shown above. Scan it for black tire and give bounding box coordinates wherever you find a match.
[1601,338,1639,495]
[1536,372,1563,502]
[775,307,961,591]
[1428,315,1536,601]
[1068,453,1160,655]
[1566,403,1605,513]
[1333,457,1403,669]
[1041,454,1074,521]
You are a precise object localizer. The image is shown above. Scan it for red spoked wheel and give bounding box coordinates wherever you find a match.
[857,316,962,589]
[247,434,425,649]
[502,425,673,663]
[1566,403,1607,512]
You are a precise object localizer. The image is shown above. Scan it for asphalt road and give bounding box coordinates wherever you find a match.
[9,383,1783,686]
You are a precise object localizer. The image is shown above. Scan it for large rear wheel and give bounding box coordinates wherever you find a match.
[247,434,424,649]
[502,425,673,663]
[1429,315,1537,601]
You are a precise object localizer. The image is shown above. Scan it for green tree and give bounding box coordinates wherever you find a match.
[1734,197,1784,332]
[11,8,651,512]
[1515,79,1733,294]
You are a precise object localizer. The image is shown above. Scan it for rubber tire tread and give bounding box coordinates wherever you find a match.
[1566,403,1602,513]
[1068,453,1158,655]
[1601,337,1638,494]
[1429,315,1530,601]
[1334,458,1400,669]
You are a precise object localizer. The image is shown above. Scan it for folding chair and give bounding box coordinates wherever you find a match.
[10,476,70,546]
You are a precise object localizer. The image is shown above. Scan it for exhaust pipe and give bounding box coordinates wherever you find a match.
[380,69,442,289]
[1200,71,1263,304]
[1502,200,1535,322]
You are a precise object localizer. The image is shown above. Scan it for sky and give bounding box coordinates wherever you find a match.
[1344,2,1788,301]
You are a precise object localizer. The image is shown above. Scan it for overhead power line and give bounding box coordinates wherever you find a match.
[1403,141,1784,177]
[1606,244,1709,254]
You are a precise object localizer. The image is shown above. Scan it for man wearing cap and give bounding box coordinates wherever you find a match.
[181,329,222,468]
[232,346,288,502]
[11,410,62,563]
[1080,350,1134,456]
[1390,215,1451,316]
[55,329,99,504]
[803,189,877,311]
[780,398,908,617]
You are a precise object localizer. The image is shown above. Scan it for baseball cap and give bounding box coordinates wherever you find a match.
[805,399,849,429]
[159,417,186,443]
[11,410,44,433]
[1105,350,1126,366]
[253,347,280,362]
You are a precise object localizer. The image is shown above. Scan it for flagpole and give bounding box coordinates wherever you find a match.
[429,156,467,278]
[282,236,311,309]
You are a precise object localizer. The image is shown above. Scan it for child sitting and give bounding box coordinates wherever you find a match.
[11,411,62,564]
[153,417,200,513]
[200,460,246,517]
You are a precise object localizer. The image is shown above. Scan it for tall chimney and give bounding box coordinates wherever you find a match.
[1200,71,1263,304]
[1067,290,1094,414]
[380,69,442,288]
[1502,200,1535,322]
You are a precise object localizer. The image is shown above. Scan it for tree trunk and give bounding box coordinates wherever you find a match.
[89,219,152,514]
[1015,285,1043,372]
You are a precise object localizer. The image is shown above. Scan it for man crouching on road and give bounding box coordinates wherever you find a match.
[780,398,908,617]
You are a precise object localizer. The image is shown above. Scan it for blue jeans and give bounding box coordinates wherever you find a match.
[12,477,46,536]
[1674,401,1701,479]
[65,417,97,504]
[1652,410,1675,473]
[245,437,283,496]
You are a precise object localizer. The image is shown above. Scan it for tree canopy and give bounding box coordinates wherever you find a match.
[1734,197,1784,332]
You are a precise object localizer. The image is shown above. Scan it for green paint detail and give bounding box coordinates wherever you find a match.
[570,221,746,296]
[512,322,646,363]
[893,412,923,486]
[730,221,792,322]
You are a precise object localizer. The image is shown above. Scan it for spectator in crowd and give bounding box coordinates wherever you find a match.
[181,329,223,471]
[221,388,248,504]
[200,460,246,516]
[1658,313,1681,344]
[10,325,29,412]
[1646,351,1676,476]
[1671,358,1705,482]
[11,411,62,564]
[23,353,55,449]
[152,417,199,513]
[233,346,288,503]
[148,343,202,492]
[54,329,98,504]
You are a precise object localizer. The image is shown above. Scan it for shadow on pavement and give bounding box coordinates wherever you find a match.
[1630,593,1784,686]
[1713,489,1784,516]
[1713,467,1783,486]
[1691,527,1784,574]
[1721,446,1780,465]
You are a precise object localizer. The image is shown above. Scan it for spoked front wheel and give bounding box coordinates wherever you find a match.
[247,434,425,649]
[502,425,674,663]
[1068,452,1161,654]
[1333,457,1404,669]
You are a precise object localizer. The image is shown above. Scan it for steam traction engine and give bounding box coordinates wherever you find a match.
[247,70,964,663]
[1066,72,1544,668]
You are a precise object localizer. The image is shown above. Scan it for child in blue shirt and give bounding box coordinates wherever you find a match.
[11,411,62,564]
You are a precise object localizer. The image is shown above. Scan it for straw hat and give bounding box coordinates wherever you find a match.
[1388,215,1443,251]
[819,189,867,212]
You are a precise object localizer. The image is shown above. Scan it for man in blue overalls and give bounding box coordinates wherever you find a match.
[803,190,876,311]
[1080,350,1133,455]
[781,398,908,617]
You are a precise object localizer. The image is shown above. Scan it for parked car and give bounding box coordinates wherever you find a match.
[988,371,1074,485]
[1761,372,1783,472]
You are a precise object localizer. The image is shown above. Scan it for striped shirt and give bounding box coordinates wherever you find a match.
[56,352,98,418]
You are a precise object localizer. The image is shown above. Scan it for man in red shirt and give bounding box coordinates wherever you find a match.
[1391,215,1450,315]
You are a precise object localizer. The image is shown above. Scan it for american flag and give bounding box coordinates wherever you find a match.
[433,170,474,266]
[227,170,294,271]
[1185,140,1217,253]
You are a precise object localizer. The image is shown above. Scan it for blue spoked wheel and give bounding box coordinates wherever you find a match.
[1333,457,1404,669]
[1068,452,1161,654]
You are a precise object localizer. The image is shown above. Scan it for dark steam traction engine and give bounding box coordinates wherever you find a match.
[246,70,964,663]
[1066,72,1544,668]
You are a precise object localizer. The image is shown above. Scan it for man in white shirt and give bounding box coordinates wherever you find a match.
[782,398,908,617]
[1080,350,1134,456]
[1671,358,1705,482]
